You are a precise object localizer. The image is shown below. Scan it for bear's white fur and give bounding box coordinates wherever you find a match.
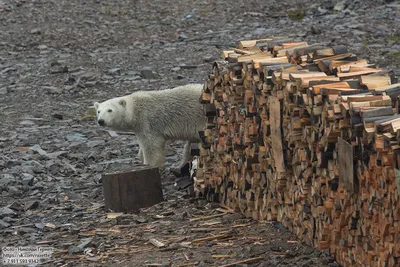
[94,84,206,168]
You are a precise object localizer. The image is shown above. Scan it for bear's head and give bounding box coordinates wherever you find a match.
[93,97,128,130]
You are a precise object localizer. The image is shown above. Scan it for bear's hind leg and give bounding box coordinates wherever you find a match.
[141,139,166,168]
[182,141,191,165]
[138,147,144,163]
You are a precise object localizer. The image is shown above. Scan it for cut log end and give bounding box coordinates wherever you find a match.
[102,166,164,213]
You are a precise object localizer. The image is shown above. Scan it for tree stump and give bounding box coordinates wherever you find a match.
[102,166,164,212]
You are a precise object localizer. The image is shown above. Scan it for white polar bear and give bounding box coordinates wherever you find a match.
[94,84,206,168]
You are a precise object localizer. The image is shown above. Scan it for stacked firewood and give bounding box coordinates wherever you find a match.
[193,37,400,267]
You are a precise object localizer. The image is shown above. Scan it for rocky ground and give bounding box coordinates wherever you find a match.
[0,0,399,266]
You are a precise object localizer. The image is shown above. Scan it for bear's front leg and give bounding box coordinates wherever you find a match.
[140,138,166,168]
[137,147,144,163]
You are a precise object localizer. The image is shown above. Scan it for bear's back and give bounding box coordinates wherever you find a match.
[132,84,205,141]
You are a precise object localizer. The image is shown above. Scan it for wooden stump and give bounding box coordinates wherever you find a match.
[102,166,164,212]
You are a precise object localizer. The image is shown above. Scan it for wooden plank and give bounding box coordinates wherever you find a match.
[394,169,400,197]
[313,52,354,63]
[204,103,217,117]
[373,83,400,92]
[269,96,285,172]
[337,69,381,78]
[361,106,394,118]
[237,51,272,63]
[102,166,164,212]
[338,137,355,193]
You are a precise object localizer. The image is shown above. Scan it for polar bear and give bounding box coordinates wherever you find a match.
[94,84,206,168]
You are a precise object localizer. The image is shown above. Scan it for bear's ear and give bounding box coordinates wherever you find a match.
[119,99,126,107]
[94,102,100,110]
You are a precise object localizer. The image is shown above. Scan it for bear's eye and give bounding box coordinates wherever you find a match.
[108,109,112,113]
[97,110,100,114]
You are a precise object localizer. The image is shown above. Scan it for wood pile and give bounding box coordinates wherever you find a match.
[193,37,400,267]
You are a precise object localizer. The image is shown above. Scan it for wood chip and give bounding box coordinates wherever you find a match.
[107,212,124,219]
[149,238,166,248]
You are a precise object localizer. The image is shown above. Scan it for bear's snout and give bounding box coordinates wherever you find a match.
[98,119,106,126]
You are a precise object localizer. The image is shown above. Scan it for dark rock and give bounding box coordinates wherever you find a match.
[24,200,39,211]
[86,140,104,148]
[253,27,267,35]
[310,26,322,35]
[177,34,188,41]
[44,86,63,94]
[327,257,336,263]
[270,246,283,252]
[35,223,45,229]
[68,245,83,255]
[7,201,22,211]
[140,68,159,80]
[0,207,16,217]
[221,213,245,222]
[73,70,100,81]
[135,216,148,223]
[303,247,315,255]
[108,68,121,75]
[250,245,270,256]
[0,219,11,228]
[203,55,214,63]
[174,177,193,189]
[18,227,37,234]
[271,221,287,231]
[179,64,197,69]
[21,174,34,186]
[0,174,14,186]
[30,28,42,34]
[205,241,215,247]
[50,65,69,74]
[52,114,64,120]
[285,249,297,258]
[66,133,87,142]
[7,186,23,197]
[30,144,47,156]
[77,237,93,249]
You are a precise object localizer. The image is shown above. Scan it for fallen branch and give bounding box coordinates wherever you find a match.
[190,234,230,244]
[189,212,228,222]
[190,227,229,232]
